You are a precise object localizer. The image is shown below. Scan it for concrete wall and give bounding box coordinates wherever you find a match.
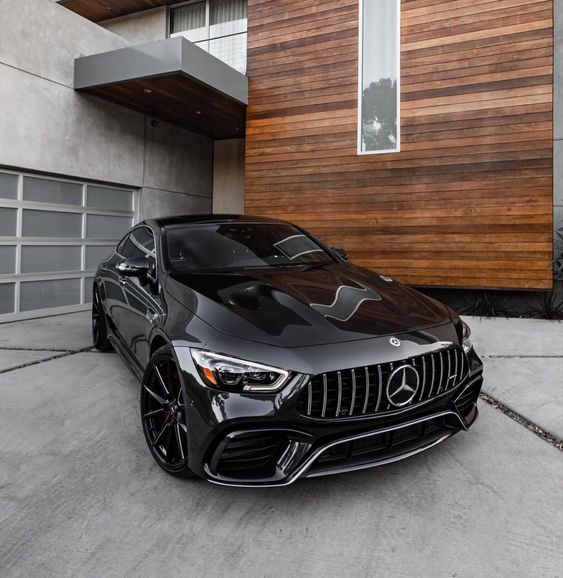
[212,139,245,214]
[0,0,212,220]
[555,2,563,278]
[100,8,168,45]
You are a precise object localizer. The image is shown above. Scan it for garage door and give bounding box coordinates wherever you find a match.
[0,169,136,322]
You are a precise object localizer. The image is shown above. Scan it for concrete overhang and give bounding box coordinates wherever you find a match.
[74,37,248,139]
[58,0,179,22]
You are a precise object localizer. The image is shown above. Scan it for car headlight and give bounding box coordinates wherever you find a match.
[462,321,473,353]
[190,350,291,393]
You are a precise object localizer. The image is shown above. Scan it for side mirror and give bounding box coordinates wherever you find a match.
[117,257,150,278]
[331,246,348,261]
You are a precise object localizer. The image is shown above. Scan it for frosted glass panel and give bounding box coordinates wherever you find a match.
[0,283,15,314]
[21,245,81,274]
[0,172,18,200]
[209,33,246,73]
[87,186,132,211]
[86,214,131,239]
[20,278,81,312]
[22,210,82,238]
[0,246,16,274]
[0,207,16,236]
[86,245,114,269]
[23,177,82,205]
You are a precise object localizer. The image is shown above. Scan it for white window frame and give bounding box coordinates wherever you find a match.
[0,168,137,323]
[357,0,401,156]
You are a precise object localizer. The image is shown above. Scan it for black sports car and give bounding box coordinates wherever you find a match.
[92,215,483,487]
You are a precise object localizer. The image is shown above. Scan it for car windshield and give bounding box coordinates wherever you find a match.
[165,222,334,273]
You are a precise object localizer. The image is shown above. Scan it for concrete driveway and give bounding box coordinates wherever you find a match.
[0,312,562,577]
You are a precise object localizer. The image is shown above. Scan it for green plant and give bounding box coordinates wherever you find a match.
[529,291,563,320]
[459,292,514,318]
[554,226,563,281]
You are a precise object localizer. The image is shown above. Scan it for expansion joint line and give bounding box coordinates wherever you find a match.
[0,347,95,375]
[479,393,563,453]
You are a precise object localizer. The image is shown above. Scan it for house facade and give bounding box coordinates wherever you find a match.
[0,0,560,321]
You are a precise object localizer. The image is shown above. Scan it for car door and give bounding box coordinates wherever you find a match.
[117,226,163,368]
[99,235,130,345]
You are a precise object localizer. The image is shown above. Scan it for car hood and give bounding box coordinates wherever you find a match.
[166,263,451,348]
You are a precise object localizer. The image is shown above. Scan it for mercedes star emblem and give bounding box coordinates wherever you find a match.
[387,365,420,407]
[390,337,401,347]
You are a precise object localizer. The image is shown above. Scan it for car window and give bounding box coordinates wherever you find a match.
[134,227,155,254]
[121,235,144,259]
[165,222,333,273]
[120,227,155,260]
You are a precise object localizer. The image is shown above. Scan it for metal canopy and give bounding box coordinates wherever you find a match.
[74,38,248,139]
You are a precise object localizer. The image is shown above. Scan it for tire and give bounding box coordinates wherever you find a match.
[140,345,194,478]
[92,285,112,351]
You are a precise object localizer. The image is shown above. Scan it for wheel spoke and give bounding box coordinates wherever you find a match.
[176,411,188,433]
[143,408,166,419]
[164,422,174,457]
[154,365,170,397]
[152,419,171,447]
[174,423,185,460]
[143,384,168,406]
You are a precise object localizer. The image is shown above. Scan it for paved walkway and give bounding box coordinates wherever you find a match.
[0,312,561,577]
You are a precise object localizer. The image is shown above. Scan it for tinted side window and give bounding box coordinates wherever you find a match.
[120,228,155,260]
[121,234,144,259]
[133,227,155,254]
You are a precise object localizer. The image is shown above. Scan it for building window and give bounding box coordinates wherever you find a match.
[0,169,136,321]
[170,0,247,74]
[358,0,400,155]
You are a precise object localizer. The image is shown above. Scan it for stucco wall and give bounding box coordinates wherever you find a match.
[0,0,212,220]
[100,7,168,46]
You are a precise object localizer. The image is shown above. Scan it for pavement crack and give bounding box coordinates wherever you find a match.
[479,393,563,453]
[483,355,563,359]
[0,347,95,375]
[0,346,78,352]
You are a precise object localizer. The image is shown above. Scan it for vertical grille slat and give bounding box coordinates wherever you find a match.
[350,369,356,416]
[362,367,370,414]
[321,373,328,418]
[446,349,452,391]
[375,366,383,412]
[298,346,467,420]
[420,355,427,401]
[454,348,459,388]
[336,371,343,418]
[430,354,436,397]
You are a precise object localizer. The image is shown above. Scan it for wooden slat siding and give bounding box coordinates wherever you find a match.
[245,0,554,290]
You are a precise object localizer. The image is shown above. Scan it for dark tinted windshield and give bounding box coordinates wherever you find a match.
[165,222,333,272]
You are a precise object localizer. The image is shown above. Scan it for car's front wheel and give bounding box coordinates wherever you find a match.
[92,285,112,351]
[140,346,194,478]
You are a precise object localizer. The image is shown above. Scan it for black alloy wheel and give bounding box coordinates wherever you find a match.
[141,346,194,477]
[92,285,112,351]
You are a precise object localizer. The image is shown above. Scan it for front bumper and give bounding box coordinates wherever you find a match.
[175,340,484,487]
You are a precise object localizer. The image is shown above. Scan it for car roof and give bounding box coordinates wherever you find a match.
[144,214,290,229]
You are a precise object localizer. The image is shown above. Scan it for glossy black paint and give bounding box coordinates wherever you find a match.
[95,214,484,486]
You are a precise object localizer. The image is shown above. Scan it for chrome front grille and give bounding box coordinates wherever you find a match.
[297,346,468,419]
